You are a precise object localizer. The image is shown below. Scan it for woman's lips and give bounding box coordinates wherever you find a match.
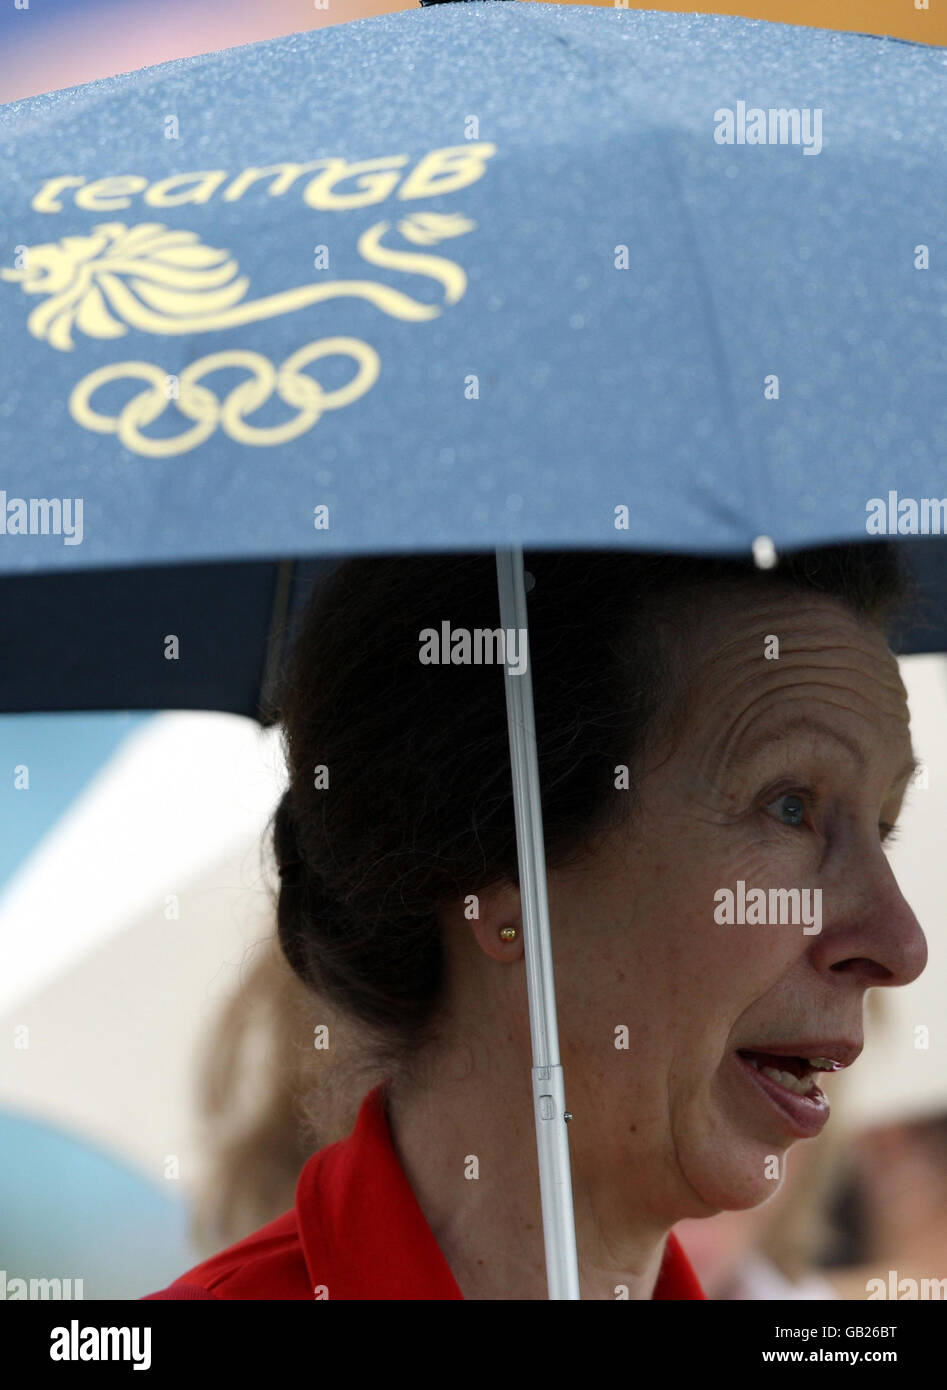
[734,1051,831,1137]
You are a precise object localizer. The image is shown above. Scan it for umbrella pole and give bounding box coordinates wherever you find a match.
[495,548,581,1300]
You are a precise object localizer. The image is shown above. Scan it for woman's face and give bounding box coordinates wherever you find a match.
[547,587,926,1220]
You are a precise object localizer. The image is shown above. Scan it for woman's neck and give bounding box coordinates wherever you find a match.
[385,1069,672,1300]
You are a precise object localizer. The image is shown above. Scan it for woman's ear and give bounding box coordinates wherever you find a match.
[443,882,524,962]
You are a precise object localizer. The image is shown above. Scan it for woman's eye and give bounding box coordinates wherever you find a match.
[764,792,808,828]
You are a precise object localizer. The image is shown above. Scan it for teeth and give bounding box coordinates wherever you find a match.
[808,1057,835,1070]
[759,1066,816,1096]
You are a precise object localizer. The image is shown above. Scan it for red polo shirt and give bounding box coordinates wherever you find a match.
[143,1083,704,1300]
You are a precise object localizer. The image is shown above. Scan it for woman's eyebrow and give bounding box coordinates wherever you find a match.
[730,715,918,784]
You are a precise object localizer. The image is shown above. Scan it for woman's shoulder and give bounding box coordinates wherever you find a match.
[141,1204,312,1301]
[140,1088,388,1302]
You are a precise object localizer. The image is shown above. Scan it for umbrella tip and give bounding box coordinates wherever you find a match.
[752,535,778,570]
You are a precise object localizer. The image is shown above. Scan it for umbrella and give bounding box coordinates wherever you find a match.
[1,1,946,1297]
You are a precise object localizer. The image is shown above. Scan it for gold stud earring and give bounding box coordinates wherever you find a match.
[499,926,517,942]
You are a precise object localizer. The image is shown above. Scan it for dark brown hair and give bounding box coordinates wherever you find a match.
[270,543,914,1088]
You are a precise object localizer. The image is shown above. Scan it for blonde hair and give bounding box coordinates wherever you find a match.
[188,931,386,1256]
[189,937,313,1254]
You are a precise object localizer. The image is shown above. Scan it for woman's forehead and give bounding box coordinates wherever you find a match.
[720,713,917,785]
[657,590,911,762]
[676,585,902,680]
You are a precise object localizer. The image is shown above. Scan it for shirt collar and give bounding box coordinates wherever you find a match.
[296,1083,704,1300]
[296,1082,463,1298]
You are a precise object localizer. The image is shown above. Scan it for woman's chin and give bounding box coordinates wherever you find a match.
[678,1064,809,1209]
[679,1127,791,1214]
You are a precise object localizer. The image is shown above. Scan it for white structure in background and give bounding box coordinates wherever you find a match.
[0,711,287,1186]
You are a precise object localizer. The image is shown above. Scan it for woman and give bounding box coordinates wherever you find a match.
[144,543,927,1300]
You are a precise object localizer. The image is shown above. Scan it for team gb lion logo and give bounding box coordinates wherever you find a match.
[1,214,476,352]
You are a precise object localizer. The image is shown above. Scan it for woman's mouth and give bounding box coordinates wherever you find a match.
[734,1048,844,1136]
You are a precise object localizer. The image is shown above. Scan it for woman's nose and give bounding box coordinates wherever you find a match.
[809,848,928,988]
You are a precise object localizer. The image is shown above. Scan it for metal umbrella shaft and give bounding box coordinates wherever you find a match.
[495,548,581,1300]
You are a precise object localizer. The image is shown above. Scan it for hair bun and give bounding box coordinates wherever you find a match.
[274,791,303,883]
[273,790,351,925]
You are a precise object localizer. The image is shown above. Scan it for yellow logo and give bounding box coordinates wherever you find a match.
[69,339,381,458]
[1,213,475,352]
[2,140,493,456]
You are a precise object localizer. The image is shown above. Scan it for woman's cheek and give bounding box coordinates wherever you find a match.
[696,858,810,992]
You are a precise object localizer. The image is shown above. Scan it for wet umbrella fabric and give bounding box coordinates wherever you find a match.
[0,5,944,600]
[1,3,946,1296]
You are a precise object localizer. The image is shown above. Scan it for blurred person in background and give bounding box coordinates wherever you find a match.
[188,932,391,1256]
[820,1112,947,1299]
[188,937,312,1257]
[817,985,947,1301]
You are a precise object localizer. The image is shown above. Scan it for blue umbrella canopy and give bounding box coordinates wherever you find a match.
[0,5,944,603]
[1,0,946,1298]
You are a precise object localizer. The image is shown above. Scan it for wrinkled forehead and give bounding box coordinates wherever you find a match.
[654,584,910,763]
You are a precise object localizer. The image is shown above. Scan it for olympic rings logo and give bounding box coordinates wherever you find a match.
[69,337,381,457]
